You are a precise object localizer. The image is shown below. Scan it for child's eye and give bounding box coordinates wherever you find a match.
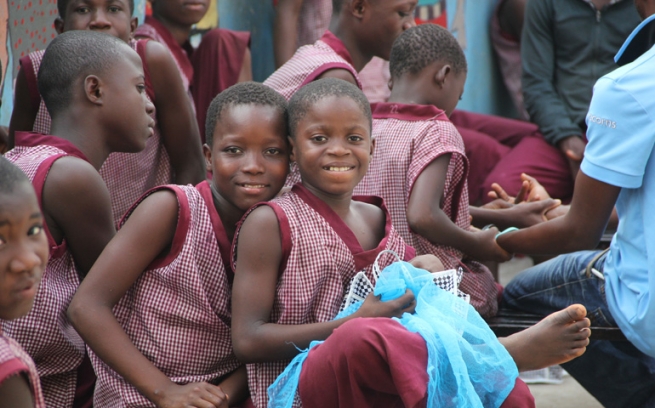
[136,84,146,93]
[311,135,327,143]
[224,147,243,154]
[108,5,122,12]
[264,148,282,155]
[74,6,90,13]
[348,135,364,142]
[28,225,44,237]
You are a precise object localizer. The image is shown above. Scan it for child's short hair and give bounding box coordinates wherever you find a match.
[204,82,288,147]
[57,0,135,18]
[0,156,30,194]
[288,78,372,138]
[389,24,467,79]
[38,30,131,117]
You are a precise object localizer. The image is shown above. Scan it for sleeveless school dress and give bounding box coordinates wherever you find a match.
[4,133,89,407]
[91,181,240,407]
[20,40,172,224]
[0,333,46,408]
[355,102,499,318]
[232,184,414,408]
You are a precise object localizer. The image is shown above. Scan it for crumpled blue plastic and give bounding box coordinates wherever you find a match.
[268,261,519,408]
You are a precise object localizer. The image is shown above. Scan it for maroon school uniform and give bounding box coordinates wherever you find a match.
[3,133,90,407]
[355,102,499,318]
[91,181,240,407]
[0,332,46,408]
[135,16,251,142]
[232,184,415,408]
[20,40,172,224]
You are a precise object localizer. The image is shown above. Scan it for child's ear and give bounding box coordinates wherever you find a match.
[129,17,138,39]
[54,18,64,35]
[350,0,367,18]
[202,143,212,173]
[288,136,296,162]
[387,78,394,92]
[434,64,452,88]
[370,137,375,157]
[84,75,103,105]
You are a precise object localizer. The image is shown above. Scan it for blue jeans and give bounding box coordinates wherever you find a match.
[502,250,655,408]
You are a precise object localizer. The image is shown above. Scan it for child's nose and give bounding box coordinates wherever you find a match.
[327,141,350,156]
[9,243,43,275]
[145,99,156,116]
[242,153,265,174]
[403,18,417,31]
[89,11,112,29]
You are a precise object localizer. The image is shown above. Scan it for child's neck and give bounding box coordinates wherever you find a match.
[210,185,244,242]
[50,115,111,170]
[153,13,191,46]
[329,19,373,72]
[388,77,439,107]
[302,182,355,220]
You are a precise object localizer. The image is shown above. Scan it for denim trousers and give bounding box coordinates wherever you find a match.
[502,250,655,408]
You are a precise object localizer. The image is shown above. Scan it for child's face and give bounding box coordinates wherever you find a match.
[100,48,156,153]
[204,104,289,213]
[291,96,373,197]
[0,182,48,321]
[151,0,209,27]
[362,0,417,60]
[56,0,137,43]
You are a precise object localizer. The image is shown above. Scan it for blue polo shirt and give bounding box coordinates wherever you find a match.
[580,32,655,356]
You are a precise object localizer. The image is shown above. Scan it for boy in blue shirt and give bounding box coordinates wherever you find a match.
[498,2,655,405]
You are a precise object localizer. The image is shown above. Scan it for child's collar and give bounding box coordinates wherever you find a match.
[371,102,448,122]
[319,31,356,67]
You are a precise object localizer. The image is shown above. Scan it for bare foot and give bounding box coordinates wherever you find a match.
[499,304,591,371]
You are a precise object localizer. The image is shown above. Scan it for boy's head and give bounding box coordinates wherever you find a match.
[39,30,155,152]
[333,0,417,61]
[204,82,290,212]
[389,24,467,116]
[55,0,137,43]
[151,0,209,28]
[288,78,373,195]
[0,157,48,321]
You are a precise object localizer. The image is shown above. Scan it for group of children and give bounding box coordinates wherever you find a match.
[0,0,601,407]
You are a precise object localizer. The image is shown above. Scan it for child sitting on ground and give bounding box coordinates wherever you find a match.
[136,0,252,142]
[3,31,155,407]
[231,78,566,408]
[0,157,47,408]
[8,0,205,223]
[68,82,289,407]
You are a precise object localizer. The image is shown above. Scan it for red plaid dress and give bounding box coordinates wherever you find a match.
[355,102,499,318]
[0,333,46,408]
[233,184,415,408]
[3,133,89,407]
[91,180,240,407]
[20,40,172,224]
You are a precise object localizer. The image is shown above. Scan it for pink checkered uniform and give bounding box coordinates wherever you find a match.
[355,102,499,318]
[0,333,46,408]
[20,40,172,224]
[3,133,89,407]
[91,180,240,407]
[233,184,415,408]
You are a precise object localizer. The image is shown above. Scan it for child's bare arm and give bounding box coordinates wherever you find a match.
[8,68,38,150]
[43,158,116,276]
[407,154,510,262]
[0,375,35,408]
[69,191,226,407]
[497,171,620,254]
[273,0,304,68]
[232,206,416,364]
[146,41,205,186]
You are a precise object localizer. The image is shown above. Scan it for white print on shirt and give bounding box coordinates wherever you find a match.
[588,115,617,129]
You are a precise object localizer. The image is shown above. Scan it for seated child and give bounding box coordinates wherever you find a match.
[3,31,155,407]
[8,0,205,223]
[355,24,561,317]
[0,157,47,408]
[231,78,545,408]
[67,82,289,407]
[135,0,252,142]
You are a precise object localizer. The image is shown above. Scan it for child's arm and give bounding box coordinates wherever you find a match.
[68,191,229,408]
[497,171,620,255]
[7,68,38,150]
[43,158,117,276]
[469,199,561,230]
[232,206,416,364]
[0,375,35,408]
[146,41,205,186]
[406,154,510,262]
[273,0,304,68]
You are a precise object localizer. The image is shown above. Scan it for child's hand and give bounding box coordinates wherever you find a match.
[487,173,552,204]
[409,254,445,272]
[471,228,512,262]
[157,382,228,408]
[508,199,562,228]
[356,290,416,319]
[545,204,570,220]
